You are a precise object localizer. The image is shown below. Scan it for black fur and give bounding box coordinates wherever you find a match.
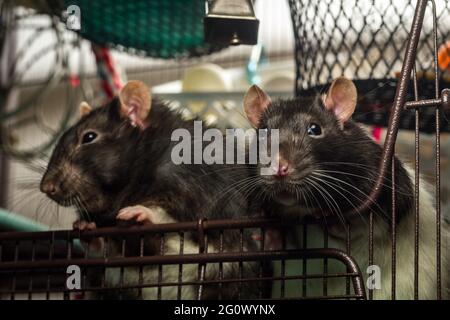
[41,97,268,299]
[42,98,249,226]
[251,95,413,227]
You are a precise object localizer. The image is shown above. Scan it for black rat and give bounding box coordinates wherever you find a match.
[243,77,449,299]
[40,80,264,299]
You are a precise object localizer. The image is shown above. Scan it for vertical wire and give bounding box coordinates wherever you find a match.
[430,0,441,300]
[391,151,396,300]
[46,235,55,300]
[63,232,72,300]
[302,223,307,298]
[11,240,18,300]
[177,232,184,300]
[218,230,224,300]
[197,231,207,301]
[157,234,164,300]
[138,236,144,299]
[323,227,328,297]
[413,62,420,300]
[346,224,351,297]
[101,237,108,300]
[238,229,244,300]
[83,236,89,300]
[259,227,265,299]
[28,240,36,300]
[368,211,373,300]
[119,237,125,300]
[280,229,286,298]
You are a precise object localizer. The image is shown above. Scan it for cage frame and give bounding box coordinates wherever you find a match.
[0,0,449,300]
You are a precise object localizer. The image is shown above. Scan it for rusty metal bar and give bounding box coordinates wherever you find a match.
[0,248,367,300]
[119,237,126,300]
[391,153,396,300]
[348,0,428,216]
[322,227,328,297]
[0,272,362,293]
[0,247,358,273]
[302,223,307,298]
[280,229,286,298]
[28,240,36,300]
[413,63,420,301]
[430,0,441,300]
[139,236,144,299]
[218,229,224,299]
[0,218,296,241]
[157,233,164,300]
[196,218,206,300]
[368,212,373,300]
[177,232,184,300]
[258,228,264,299]
[404,93,448,109]
[345,224,351,298]
[238,228,245,299]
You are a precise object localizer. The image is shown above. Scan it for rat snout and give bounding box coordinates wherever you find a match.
[40,180,58,196]
[269,154,291,177]
[40,173,65,201]
[277,156,290,177]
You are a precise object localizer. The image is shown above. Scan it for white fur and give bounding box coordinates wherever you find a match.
[102,206,237,299]
[272,169,449,299]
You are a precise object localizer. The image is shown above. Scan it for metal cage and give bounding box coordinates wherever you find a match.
[0,0,449,300]
[289,0,450,133]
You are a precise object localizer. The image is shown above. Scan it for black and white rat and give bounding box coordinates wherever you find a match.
[243,77,449,299]
[40,80,263,299]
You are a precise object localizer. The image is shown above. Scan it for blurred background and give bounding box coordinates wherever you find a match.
[0,0,449,231]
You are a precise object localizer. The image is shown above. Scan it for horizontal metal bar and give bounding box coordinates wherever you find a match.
[0,248,355,270]
[0,217,322,241]
[405,98,441,109]
[0,272,360,294]
[404,89,450,109]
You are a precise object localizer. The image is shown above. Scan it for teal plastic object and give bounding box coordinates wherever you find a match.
[0,208,84,252]
[0,208,48,232]
[62,0,225,59]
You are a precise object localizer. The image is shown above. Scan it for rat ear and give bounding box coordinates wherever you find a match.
[119,80,152,130]
[243,85,272,128]
[79,101,92,118]
[322,77,357,124]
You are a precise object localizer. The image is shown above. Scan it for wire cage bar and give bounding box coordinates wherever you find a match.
[0,219,366,300]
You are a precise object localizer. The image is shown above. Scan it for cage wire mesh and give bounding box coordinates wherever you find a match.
[288,0,450,132]
[0,220,366,300]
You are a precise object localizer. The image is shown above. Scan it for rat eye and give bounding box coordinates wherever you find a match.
[81,131,98,144]
[307,123,322,137]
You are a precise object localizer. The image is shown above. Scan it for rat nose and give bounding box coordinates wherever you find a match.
[276,156,290,177]
[41,181,57,195]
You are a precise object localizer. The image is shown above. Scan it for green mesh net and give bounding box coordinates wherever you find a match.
[61,0,225,59]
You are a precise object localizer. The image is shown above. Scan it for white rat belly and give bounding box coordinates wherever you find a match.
[271,172,450,300]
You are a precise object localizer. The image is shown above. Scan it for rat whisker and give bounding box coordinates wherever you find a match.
[309,174,368,228]
[312,171,389,222]
[301,179,330,228]
[306,176,347,229]
[315,168,412,196]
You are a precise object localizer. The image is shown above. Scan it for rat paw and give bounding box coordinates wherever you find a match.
[116,205,156,225]
[72,220,104,252]
[73,219,97,231]
[251,229,283,251]
[116,205,177,225]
